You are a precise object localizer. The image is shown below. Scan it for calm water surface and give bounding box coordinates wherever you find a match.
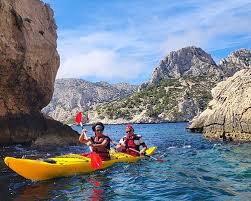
[0,123,251,201]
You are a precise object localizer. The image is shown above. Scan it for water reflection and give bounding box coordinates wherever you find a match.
[13,182,53,201]
[11,171,116,201]
[84,171,117,201]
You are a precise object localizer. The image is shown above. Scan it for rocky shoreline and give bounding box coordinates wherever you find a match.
[189,69,251,142]
[70,120,189,127]
[0,113,79,146]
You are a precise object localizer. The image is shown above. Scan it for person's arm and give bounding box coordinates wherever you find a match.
[79,129,92,145]
[140,143,147,155]
[116,137,126,149]
[91,138,108,148]
[139,137,147,155]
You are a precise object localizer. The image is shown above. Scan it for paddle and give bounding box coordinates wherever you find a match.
[128,147,165,162]
[75,112,102,169]
[111,140,165,162]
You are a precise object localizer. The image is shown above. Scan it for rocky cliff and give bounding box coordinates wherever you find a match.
[189,69,251,141]
[219,49,251,78]
[0,0,78,146]
[42,79,138,123]
[88,75,215,124]
[149,46,222,85]
[88,47,221,123]
[87,47,251,124]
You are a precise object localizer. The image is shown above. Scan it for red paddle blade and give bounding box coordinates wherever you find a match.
[75,112,83,124]
[89,152,102,169]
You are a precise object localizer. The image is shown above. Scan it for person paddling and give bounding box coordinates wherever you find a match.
[116,124,147,157]
[79,122,111,161]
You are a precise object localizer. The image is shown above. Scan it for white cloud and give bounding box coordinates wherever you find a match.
[55,0,251,82]
[57,44,144,81]
[56,30,159,82]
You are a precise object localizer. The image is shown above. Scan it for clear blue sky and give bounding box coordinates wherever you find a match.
[44,0,251,84]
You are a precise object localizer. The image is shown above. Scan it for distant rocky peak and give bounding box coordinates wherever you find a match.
[43,78,138,122]
[220,48,251,66]
[219,48,251,77]
[115,82,131,87]
[56,78,91,86]
[229,48,250,59]
[95,81,112,87]
[149,46,220,85]
[113,82,138,91]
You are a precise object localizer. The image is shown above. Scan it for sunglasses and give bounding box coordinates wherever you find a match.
[95,129,102,132]
[126,130,131,133]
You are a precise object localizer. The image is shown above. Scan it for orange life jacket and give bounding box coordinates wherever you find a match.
[124,134,142,156]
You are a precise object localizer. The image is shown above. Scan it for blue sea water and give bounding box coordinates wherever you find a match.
[0,123,251,201]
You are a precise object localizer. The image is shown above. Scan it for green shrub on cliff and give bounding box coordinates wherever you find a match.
[91,75,217,121]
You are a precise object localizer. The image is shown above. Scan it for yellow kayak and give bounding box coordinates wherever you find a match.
[4,147,157,181]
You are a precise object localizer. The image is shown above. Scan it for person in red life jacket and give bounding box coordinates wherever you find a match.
[79,122,111,161]
[116,124,147,157]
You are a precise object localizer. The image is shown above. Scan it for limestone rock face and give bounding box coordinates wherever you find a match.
[0,0,78,145]
[42,79,138,123]
[149,46,222,85]
[0,0,59,117]
[87,76,216,124]
[219,49,251,78]
[90,46,221,124]
[88,47,251,126]
[189,69,251,141]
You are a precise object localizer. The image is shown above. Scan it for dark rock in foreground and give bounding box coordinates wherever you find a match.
[0,114,78,146]
[0,0,77,146]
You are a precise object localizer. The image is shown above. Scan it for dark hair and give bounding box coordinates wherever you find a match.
[92,122,105,131]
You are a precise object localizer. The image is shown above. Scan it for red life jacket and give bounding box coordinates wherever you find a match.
[124,134,142,156]
[91,134,111,161]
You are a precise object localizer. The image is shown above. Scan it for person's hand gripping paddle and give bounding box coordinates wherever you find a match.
[75,112,102,169]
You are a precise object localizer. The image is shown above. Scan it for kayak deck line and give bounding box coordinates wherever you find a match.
[42,159,57,164]
[4,146,157,181]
